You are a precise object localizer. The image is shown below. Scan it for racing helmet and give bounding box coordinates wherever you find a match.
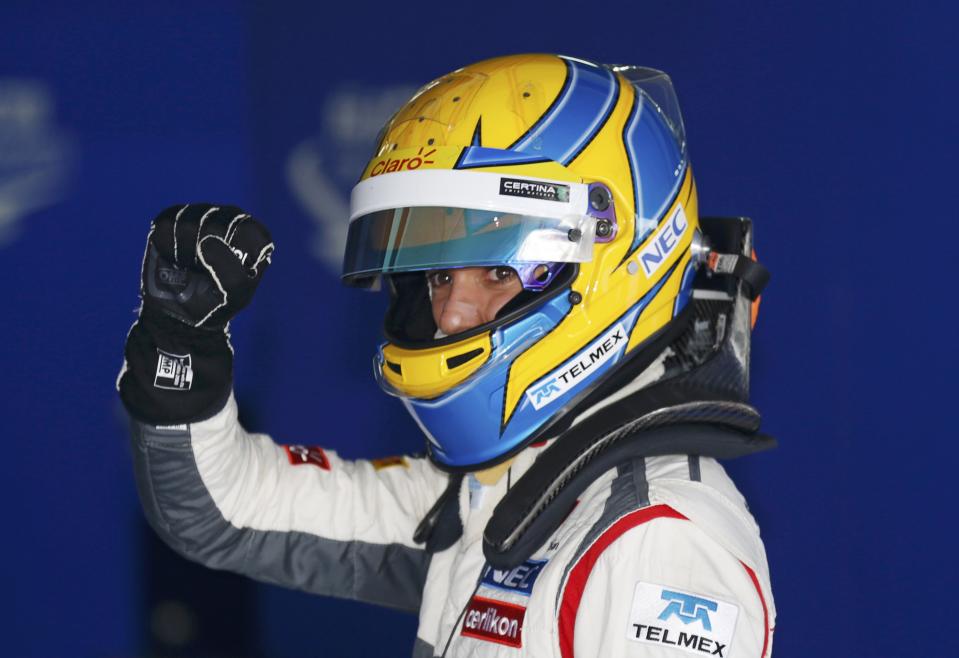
[342,54,703,471]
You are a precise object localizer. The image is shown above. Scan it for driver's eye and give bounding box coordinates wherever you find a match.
[427,270,453,287]
[490,266,515,283]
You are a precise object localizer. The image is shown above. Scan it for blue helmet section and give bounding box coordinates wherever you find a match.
[674,260,697,317]
[412,257,682,469]
[622,90,688,254]
[376,57,694,470]
[397,292,572,468]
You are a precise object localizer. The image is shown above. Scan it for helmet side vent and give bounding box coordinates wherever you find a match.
[446,348,485,370]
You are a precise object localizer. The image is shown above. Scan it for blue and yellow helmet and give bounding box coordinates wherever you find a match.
[342,54,702,470]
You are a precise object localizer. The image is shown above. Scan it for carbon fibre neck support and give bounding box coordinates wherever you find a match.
[482,397,776,570]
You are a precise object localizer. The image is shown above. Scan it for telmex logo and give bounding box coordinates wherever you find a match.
[526,323,627,411]
[370,147,436,176]
[628,582,737,657]
[658,590,718,631]
[638,204,688,276]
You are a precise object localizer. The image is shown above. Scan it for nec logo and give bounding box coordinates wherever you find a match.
[481,559,547,596]
[638,204,688,276]
[658,590,718,631]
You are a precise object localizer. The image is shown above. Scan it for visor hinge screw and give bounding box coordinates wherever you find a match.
[567,228,583,242]
[596,220,612,238]
[568,291,583,305]
[589,186,611,211]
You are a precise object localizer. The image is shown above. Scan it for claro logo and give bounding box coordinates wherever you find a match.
[370,147,436,176]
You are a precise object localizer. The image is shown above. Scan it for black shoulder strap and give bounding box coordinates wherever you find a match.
[413,473,463,553]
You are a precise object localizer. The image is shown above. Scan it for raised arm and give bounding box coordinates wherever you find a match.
[118,204,447,612]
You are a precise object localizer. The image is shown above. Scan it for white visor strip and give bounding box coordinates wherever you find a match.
[349,169,589,222]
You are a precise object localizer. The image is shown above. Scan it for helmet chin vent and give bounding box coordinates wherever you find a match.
[446,348,485,369]
[386,361,402,375]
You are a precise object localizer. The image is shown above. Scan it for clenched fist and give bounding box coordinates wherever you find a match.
[119,204,274,425]
[142,204,274,329]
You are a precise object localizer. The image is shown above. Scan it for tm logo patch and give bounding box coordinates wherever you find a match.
[154,349,193,391]
[525,323,627,410]
[660,590,718,631]
[627,582,739,657]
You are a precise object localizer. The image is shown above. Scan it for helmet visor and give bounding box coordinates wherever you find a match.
[342,205,595,284]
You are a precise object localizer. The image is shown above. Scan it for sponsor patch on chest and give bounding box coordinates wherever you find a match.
[461,595,525,648]
[627,582,739,657]
[480,559,547,596]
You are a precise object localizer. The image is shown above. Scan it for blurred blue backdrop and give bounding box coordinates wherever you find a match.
[1,1,955,656]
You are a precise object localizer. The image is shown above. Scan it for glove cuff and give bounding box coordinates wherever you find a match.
[118,307,233,425]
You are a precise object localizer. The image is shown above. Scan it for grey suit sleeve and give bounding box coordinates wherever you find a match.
[128,395,448,613]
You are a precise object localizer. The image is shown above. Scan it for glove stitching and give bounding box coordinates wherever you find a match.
[225,212,250,244]
[140,224,156,298]
[195,234,230,327]
[252,242,275,275]
[195,206,221,263]
[172,203,190,265]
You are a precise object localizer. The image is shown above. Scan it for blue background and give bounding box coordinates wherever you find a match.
[1,1,954,656]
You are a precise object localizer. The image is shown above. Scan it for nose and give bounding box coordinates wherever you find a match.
[435,276,485,335]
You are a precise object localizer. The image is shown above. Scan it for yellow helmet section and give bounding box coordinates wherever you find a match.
[372,54,571,157]
[356,54,698,464]
[381,332,493,399]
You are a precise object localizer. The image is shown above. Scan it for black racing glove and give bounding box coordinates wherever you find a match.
[118,203,274,425]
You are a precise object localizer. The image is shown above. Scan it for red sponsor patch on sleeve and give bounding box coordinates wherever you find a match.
[283,445,330,470]
[461,595,525,648]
